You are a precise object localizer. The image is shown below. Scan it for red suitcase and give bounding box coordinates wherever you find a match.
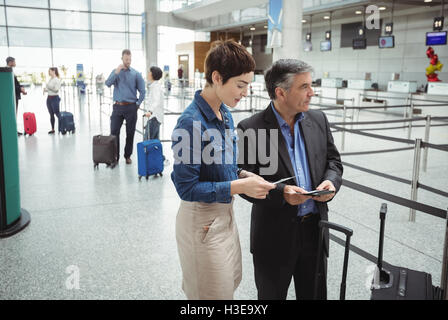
[23,112,37,136]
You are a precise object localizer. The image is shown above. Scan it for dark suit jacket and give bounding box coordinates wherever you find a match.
[14,75,22,102]
[237,104,343,264]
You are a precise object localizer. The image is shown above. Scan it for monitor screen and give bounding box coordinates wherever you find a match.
[426,31,447,45]
[378,36,395,48]
[352,38,366,49]
[320,40,331,51]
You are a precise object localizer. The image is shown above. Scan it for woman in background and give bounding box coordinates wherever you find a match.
[43,67,61,134]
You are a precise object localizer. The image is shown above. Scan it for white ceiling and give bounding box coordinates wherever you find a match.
[172,0,268,22]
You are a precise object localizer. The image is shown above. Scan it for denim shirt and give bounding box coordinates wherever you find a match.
[105,67,146,106]
[271,103,317,216]
[171,90,239,203]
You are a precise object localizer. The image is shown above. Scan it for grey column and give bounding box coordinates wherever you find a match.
[144,0,158,74]
[272,0,303,61]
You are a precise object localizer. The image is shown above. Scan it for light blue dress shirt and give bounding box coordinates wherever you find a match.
[271,102,317,216]
[105,67,146,106]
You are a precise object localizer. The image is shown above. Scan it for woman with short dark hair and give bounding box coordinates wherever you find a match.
[171,40,275,300]
[44,67,61,134]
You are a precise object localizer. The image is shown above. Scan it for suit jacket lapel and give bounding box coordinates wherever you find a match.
[263,106,296,179]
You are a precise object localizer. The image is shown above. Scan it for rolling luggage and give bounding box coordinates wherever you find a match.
[137,140,164,180]
[314,220,353,300]
[23,112,37,136]
[92,135,117,169]
[137,115,164,180]
[59,111,75,134]
[370,203,444,300]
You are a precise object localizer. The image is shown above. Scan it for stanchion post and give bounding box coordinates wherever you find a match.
[350,97,355,129]
[407,102,414,139]
[441,209,448,300]
[422,115,431,172]
[409,138,422,222]
[341,104,347,151]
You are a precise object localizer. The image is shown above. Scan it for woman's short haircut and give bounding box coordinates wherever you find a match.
[264,59,314,100]
[204,40,256,85]
[150,66,163,81]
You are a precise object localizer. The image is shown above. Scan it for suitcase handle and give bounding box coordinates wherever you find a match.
[314,220,353,300]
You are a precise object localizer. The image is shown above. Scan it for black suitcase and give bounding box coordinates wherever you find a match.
[314,220,353,300]
[59,111,75,134]
[92,135,117,169]
[370,203,444,300]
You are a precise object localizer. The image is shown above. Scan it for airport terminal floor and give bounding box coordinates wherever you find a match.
[0,83,447,300]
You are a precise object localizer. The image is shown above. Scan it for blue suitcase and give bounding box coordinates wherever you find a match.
[59,111,75,134]
[137,139,164,180]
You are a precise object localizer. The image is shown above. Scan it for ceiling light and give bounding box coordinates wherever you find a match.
[250,27,256,31]
[379,6,386,10]
[424,0,432,3]
[302,19,307,23]
[323,16,330,20]
[355,10,362,15]
[264,25,267,29]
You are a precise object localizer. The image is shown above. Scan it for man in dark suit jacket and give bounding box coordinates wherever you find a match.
[237,59,343,300]
[6,57,27,136]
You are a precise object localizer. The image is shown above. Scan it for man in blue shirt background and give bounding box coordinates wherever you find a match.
[106,49,146,164]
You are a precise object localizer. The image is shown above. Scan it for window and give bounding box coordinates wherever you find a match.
[129,15,142,33]
[51,11,89,30]
[130,33,142,50]
[91,0,125,13]
[52,30,90,49]
[0,27,7,46]
[50,0,89,11]
[0,6,5,25]
[5,0,48,8]
[8,27,50,47]
[8,47,52,68]
[6,7,49,28]
[92,31,126,49]
[129,0,145,14]
[92,13,126,32]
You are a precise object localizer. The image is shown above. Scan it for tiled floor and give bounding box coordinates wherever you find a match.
[0,85,447,300]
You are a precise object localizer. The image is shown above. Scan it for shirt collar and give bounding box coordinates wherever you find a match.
[270,102,304,128]
[195,90,228,123]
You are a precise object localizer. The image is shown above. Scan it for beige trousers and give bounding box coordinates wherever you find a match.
[175,199,242,300]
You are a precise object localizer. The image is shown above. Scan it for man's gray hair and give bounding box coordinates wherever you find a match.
[264,59,314,100]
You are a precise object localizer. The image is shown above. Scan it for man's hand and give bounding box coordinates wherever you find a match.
[283,185,312,206]
[312,180,336,202]
[144,111,152,117]
[21,87,27,95]
[115,64,125,75]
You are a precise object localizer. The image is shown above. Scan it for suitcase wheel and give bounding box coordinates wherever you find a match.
[146,175,149,180]
[62,130,67,135]
[138,176,142,181]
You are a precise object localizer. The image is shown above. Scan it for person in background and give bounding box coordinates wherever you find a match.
[6,57,27,136]
[144,66,165,140]
[43,67,62,134]
[177,64,184,88]
[105,49,146,165]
